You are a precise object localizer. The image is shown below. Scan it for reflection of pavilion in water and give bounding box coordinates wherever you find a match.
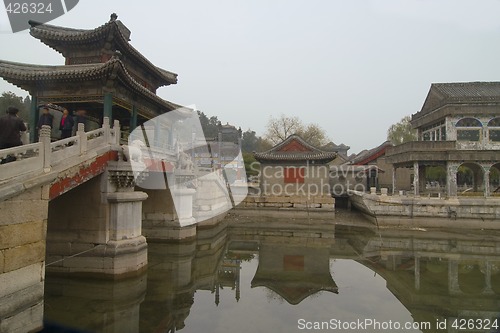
[342,226,500,329]
[250,243,338,305]
[44,219,500,332]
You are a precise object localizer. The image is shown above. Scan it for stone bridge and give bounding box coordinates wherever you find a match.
[0,118,211,332]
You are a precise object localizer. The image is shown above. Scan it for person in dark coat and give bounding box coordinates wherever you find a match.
[0,106,27,163]
[59,108,74,139]
[75,109,87,132]
[0,106,27,149]
[37,106,54,129]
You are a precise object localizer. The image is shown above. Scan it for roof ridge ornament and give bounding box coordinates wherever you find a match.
[113,50,123,60]
[110,13,118,22]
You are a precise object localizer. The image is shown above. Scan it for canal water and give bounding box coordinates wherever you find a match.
[43,211,500,332]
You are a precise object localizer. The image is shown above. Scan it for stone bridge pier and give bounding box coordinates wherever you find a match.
[46,161,148,277]
[0,119,151,331]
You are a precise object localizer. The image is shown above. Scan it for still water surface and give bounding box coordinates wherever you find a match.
[44,211,500,332]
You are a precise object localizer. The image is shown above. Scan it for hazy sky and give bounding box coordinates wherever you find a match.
[1,0,500,153]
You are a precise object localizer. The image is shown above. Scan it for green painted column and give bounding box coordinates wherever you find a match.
[130,105,138,131]
[29,95,38,143]
[104,93,113,122]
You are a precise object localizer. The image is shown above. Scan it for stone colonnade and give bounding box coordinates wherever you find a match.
[392,161,499,197]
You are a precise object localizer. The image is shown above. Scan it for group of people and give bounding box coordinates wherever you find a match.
[37,105,85,139]
[0,105,87,164]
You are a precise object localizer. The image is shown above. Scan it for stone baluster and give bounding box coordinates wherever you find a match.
[103,117,110,143]
[77,123,87,155]
[113,119,121,145]
[39,125,51,172]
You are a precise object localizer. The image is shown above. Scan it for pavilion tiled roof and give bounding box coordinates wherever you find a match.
[0,57,181,114]
[28,15,177,86]
[254,134,337,163]
[417,82,500,117]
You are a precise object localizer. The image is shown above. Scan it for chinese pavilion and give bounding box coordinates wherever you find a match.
[254,134,336,198]
[0,13,181,141]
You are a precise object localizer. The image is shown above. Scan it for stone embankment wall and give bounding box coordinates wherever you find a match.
[349,190,500,229]
[0,186,48,333]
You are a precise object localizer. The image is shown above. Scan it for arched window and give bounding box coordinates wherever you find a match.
[456,118,482,141]
[488,117,500,142]
[456,118,482,127]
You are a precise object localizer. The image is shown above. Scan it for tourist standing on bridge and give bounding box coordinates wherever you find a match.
[0,106,27,164]
[59,108,74,139]
[75,109,87,133]
[37,106,54,129]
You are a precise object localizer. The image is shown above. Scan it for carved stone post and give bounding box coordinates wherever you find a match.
[39,125,51,172]
[103,116,110,144]
[104,160,149,276]
[77,123,87,155]
[113,119,121,145]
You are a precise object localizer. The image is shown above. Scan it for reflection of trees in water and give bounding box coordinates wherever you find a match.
[226,251,255,262]
[421,258,449,293]
[458,263,486,295]
[491,271,500,294]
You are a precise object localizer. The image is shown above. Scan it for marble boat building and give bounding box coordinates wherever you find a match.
[350,82,500,226]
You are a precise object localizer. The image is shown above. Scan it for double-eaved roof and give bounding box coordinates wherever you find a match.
[28,14,177,88]
[254,134,337,164]
[0,57,181,117]
[414,82,500,121]
[0,14,182,118]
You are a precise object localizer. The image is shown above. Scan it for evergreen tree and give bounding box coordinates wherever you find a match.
[387,115,417,145]
[0,91,30,122]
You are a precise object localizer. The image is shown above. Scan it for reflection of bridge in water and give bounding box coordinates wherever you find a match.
[42,215,500,332]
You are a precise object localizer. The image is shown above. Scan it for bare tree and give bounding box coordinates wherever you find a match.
[265,114,303,144]
[264,114,329,146]
[387,115,417,145]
